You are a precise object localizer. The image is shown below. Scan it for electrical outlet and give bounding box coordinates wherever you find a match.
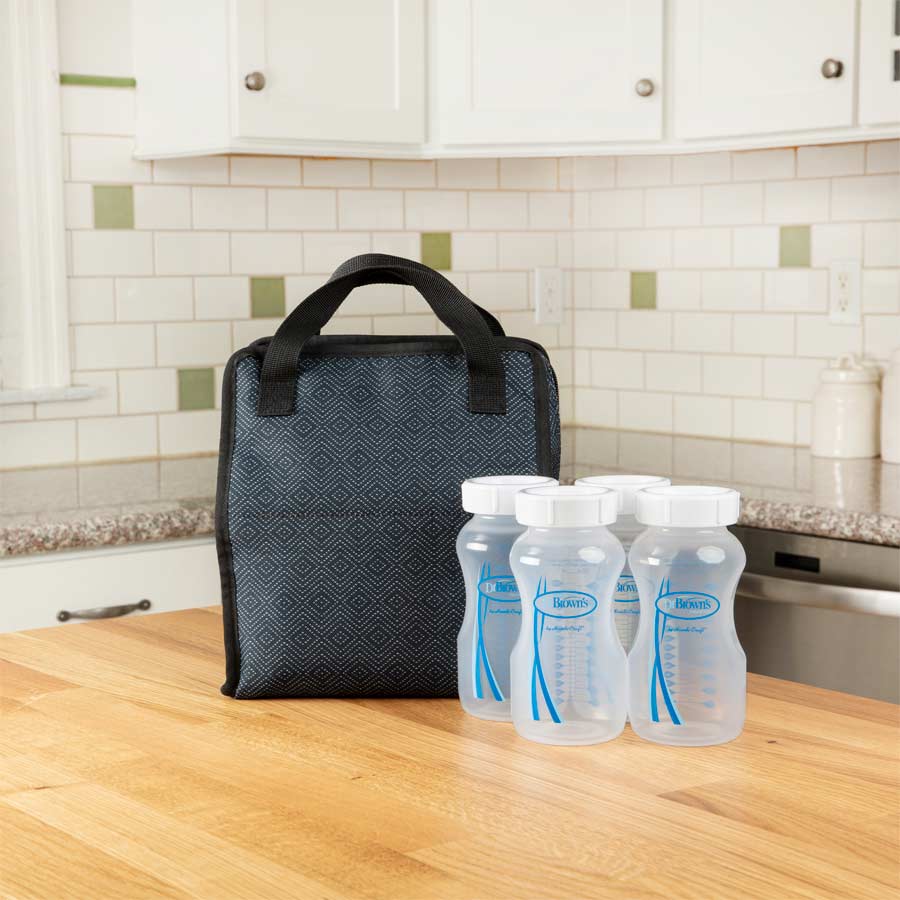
[534,267,563,325]
[829,260,861,325]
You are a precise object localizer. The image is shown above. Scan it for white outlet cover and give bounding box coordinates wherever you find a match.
[829,260,861,325]
[534,267,563,325]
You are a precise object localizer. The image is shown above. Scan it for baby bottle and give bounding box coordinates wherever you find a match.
[575,474,670,652]
[509,485,627,745]
[627,485,746,746]
[456,475,558,721]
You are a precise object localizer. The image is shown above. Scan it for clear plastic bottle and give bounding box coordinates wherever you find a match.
[456,475,558,721]
[627,486,746,747]
[509,485,627,745]
[575,474,670,653]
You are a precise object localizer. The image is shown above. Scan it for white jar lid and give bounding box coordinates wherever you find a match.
[574,474,671,515]
[636,485,740,527]
[515,485,618,527]
[461,475,558,515]
[819,354,879,384]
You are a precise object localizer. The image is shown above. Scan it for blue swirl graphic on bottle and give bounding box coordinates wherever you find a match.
[473,562,519,701]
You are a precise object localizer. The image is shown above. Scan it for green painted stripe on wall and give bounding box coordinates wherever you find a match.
[178,368,216,411]
[251,277,286,319]
[630,271,657,309]
[93,185,134,230]
[421,233,451,271]
[60,74,137,88]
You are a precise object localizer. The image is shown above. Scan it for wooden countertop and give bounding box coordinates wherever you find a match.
[1,608,897,899]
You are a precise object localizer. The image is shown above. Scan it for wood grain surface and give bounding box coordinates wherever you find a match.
[1,607,897,899]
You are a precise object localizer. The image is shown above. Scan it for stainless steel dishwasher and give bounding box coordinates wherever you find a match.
[732,526,900,703]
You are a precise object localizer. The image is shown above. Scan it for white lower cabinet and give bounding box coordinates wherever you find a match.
[0,539,220,633]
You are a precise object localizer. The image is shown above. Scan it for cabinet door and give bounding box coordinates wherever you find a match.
[233,0,425,146]
[859,0,900,125]
[432,0,662,146]
[673,0,856,139]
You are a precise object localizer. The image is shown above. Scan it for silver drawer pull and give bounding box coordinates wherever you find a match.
[739,573,899,618]
[57,599,151,622]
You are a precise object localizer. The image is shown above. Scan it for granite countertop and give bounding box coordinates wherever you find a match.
[2,428,899,558]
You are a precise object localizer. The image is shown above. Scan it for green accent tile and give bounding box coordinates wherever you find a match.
[250,277,286,318]
[60,74,137,88]
[93,185,133,229]
[630,271,657,309]
[421,232,452,270]
[780,225,811,268]
[178,368,215,411]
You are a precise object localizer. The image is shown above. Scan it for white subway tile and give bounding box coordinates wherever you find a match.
[303,158,370,187]
[467,272,529,311]
[672,152,731,184]
[732,148,795,181]
[590,271,630,309]
[133,185,192,230]
[618,230,672,269]
[372,160,435,188]
[574,349,591,385]
[329,282,404,317]
[574,311,617,349]
[370,232,420,259]
[618,391,673,432]
[491,312,559,347]
[0,404,34,423]
[733,398,794,444]
[116,277,193,322]
[590,349,644,389]
[797,143,865,178]
[69,136,151,183]
[499,158,557,189]
[673,228,730,268]
[763,270,828,312]
[831,175,900,221]
[866,140,900,174]
[732,313,795,355]
[702,355,762,397]
[0,421,77,469]
[74,323,154,370]
[864,314,900,360]
[810,223,864,267]
[733,226,779,268]
[60,85,135,136]
[156,232,230,275]
[231,232,302,275]
[764,179,830,223]
[550,348,573,387]
[590,189,643,229]
[157,322,231,366]
[795,315,863,358]
[452,233,497,270]
[617,311,671,350]
[153,156,229,185]
[77,415,157,462]
[69,278,114,323]
[657,271,701,310]
[645,186,702,227]
[616,155,671,187]
[119,369,177,414]
[763,357,825,401]
[267,189,338,230]
[702,183,763,225]
[195,277,250,320]
[404,191,468,230]
[572,157,615,189]
[498,233,556,269]
[159,411,220,455]
[863,270,900,313]
[192,187,266,230]
[673,312,731,353]
[469,192,528,230]
[230,156,301,186]
[573,231,616,268]
[233,318,297,348]
[674,395,732,439]
[371,314,438,336]
[35,371,118,419]
[64,182,93,228]
[436,158,498,189]
[71,232,153,276]
[645,352,701,393]
[701,271,763,311]
[529,192,571,230]
[574,388,618,427]
[303,232,369,273]
[863,222,900,267]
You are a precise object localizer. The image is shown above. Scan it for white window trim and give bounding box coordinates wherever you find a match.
[0,0,73,400]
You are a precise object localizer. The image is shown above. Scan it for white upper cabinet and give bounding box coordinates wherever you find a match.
[431,0,663,148]
[859,0,900,125]
[672,0,857,139]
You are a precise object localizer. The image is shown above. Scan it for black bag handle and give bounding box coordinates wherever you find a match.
[256,254,508,417]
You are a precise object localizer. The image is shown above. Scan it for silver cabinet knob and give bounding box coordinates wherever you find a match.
[244,71,266,91]
[635,78,655,97]
[821,58,843,79]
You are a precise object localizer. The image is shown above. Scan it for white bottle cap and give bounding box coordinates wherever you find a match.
[574,474,671,515]
[461,475,558,516]
[635,485,741,527]
[515,485,618,527]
